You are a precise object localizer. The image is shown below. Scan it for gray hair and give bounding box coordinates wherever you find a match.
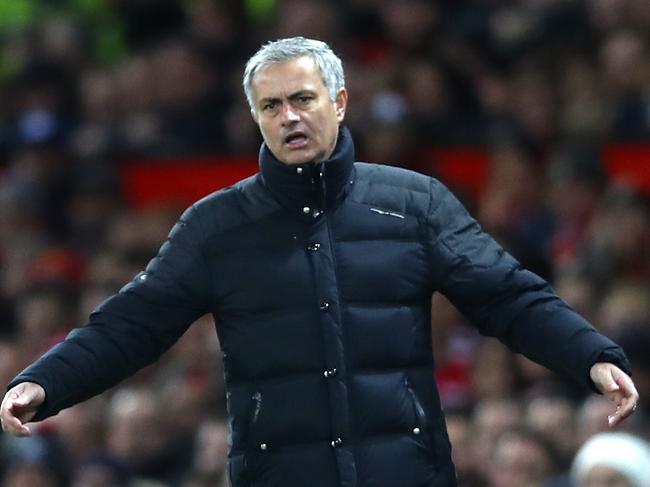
[243,37,345,112]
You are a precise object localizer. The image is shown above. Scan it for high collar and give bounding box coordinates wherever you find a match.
[259,126,355,220]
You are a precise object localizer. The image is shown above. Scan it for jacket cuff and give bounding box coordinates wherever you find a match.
[588,347,633,394]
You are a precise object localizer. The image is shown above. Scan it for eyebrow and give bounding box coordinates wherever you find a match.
[288,90,315,100]
[259,89,316,106]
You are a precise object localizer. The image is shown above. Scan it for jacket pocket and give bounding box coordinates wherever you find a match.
[240,391,264,487]
[404,377,437,463]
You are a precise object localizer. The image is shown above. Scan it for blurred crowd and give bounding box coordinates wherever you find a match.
[0,1,649,486]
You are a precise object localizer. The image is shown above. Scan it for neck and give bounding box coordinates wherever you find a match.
[258,125,355,218]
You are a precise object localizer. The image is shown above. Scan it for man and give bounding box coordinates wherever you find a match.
[1,37,639,487]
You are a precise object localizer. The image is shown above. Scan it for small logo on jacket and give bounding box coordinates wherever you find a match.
[370,208,405,219]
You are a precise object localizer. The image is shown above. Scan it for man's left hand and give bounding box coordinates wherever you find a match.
[589,362,639,428]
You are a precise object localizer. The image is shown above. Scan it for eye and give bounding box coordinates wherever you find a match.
[262,100,278,111]
[297,95,313,104]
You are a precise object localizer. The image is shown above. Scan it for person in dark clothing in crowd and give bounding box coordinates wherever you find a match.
[0,37,639,487]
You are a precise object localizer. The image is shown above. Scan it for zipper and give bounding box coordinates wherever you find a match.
[319,163,327,213]
[405,378,427,425]
[250,391,262,425]
[404,377,436,461]
[241,391,264,487]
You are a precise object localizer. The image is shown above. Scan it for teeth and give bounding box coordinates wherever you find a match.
[287,134,305,143]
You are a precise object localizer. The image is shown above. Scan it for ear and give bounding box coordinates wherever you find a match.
[251,108,259,124]
[335,88,348,123]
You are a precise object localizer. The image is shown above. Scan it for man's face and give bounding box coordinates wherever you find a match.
[250,56,347,165]
[582,465,633,487]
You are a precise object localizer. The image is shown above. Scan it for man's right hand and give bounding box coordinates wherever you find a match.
[0,382,45,437]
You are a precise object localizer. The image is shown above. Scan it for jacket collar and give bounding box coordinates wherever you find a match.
[259,125,355,219]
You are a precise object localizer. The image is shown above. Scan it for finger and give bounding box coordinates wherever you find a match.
[7,397,26,413]
[614,371,638,398]
[600,370,621,393]
[12,387,37,405]
[602,368,635,427]
[3,394,32,421]
[1,411,32,437]
[608,395,639,427]
[590,364,620,395]
[609,407,631,427]
[603,389,623,412]
[11,395,30,408]
[8,389,39,410]
[613,370,639,407]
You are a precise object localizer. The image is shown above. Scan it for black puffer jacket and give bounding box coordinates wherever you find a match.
[11,127,629,487]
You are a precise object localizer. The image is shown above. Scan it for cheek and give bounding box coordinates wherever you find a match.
[259,123,279,145]
[314,112,337,135]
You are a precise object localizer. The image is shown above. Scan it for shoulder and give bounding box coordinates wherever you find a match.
[353,162,432,194]
[191,173,260,212]
[350,162,439,217]
[180,173,271,236]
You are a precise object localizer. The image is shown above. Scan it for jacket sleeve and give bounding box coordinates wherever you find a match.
[425,178,630,390]
[8,204,212,421]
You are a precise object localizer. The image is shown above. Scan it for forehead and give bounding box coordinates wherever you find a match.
[251,56,327,100]
[585,464,630,484]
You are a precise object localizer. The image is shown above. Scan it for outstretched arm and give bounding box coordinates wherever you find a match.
[427,178,636,424]
[3,205,211,427]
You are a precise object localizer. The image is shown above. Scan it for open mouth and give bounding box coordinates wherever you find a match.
[285,131,308,149]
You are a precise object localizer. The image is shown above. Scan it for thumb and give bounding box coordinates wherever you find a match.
[591,363,622,394]
[13,394,33,408]
[602,374,620,393]
[10,384,44,409]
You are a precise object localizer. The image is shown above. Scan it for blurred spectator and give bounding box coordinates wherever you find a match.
[546,142,607,275]
[488,426,560,487]
[600,29,650,138]
[378,0,440,56]
[190,417,229,479]
[2,462,59,487]
[470,340,517,401]
[105,387,181,485]
[553,273,598,324]
[579,184,650,290]
[273,0,343,42]
[509,66,559,150]
[14,283,78,352]
[70,455,132,487]
[445,411,479,487]
[596,282,650,337]
[559,55,611,138]
[1,433,66,487]
[576,395,617,445]
[571,433,650,487]
[71,68,118,160]
[107,53,159,157]
[479,142,553,277]
[0,340,24,387]
[50,398,107,468]
[525,395,578,469]
[471,398,523,483]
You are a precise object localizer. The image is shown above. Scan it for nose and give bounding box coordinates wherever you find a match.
[281,103,300,124]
